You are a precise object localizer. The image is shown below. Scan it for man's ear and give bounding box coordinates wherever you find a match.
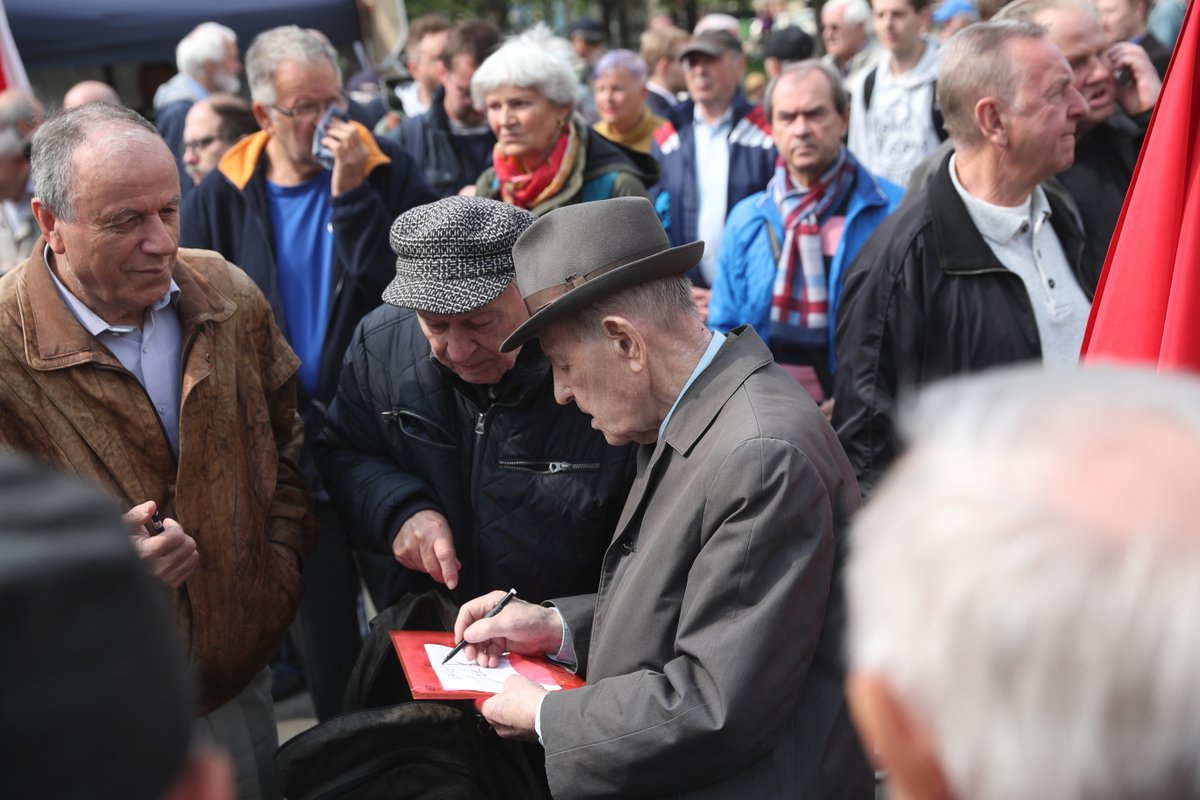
[251,102,273,133]
[600,315,647,373]
[974,97,1007,147]
[31,198,65,254]
[846,671,954,800]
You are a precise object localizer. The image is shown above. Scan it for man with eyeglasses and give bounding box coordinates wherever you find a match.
[182,94,259,186]
[181,24,437,723]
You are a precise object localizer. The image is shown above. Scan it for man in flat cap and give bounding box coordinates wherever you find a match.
[453,196,872,798]
[316,196,634,608]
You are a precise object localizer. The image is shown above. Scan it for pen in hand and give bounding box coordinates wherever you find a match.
[443,588,517,665]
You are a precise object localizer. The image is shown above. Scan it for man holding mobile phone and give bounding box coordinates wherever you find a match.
[994,0,1161,277]
[181,25,437,722]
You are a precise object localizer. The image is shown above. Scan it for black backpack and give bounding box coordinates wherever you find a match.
[275,591,548,799]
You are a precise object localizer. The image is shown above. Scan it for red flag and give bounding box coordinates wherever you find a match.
[1080,0,1200,371]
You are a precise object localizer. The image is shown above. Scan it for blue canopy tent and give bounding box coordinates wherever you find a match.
[7,0,361,70]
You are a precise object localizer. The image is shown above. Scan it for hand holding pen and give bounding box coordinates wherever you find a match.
[451,588,567,669]
[443,588,517,664]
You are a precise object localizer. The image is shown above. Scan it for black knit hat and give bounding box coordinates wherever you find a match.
[383,196,537,315]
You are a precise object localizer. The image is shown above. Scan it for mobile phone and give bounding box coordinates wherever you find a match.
[1114,68,1132,88]
[312,104,350,170]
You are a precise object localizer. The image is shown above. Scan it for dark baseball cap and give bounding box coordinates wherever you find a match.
[680,29,742,60]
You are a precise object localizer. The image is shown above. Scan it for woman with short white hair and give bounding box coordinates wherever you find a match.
[471,25,653,214]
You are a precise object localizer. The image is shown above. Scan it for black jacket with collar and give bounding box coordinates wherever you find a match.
[388,85,497,199]
[832,154,1102,493]
[314,305,636,605]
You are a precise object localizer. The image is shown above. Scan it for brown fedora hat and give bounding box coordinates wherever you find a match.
[500,197,704,352]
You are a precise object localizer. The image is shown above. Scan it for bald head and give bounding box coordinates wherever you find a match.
[62,81,121,110]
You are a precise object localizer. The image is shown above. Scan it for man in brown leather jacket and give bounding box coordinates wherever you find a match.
[0,102,315,800]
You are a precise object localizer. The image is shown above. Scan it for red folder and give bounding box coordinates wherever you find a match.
[390,630,585,700]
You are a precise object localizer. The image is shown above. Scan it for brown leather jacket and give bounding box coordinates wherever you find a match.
[0,245,316,712]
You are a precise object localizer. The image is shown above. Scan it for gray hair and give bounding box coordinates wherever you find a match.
[937,21,1044,148]
[0,89,43,157]
[763,59,848,121]
[176,22,237,77]
[552,275,698,343]
[593,49,648,84]
[471,24,580,110]
[993,0,1099,23]
[823,0,873,28]
[245,25,341,106]
[847,364,1200,800]
[31,104,161,222]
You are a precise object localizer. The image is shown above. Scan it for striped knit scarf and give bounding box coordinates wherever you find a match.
[493,123,579,210]
[769,149,855,340]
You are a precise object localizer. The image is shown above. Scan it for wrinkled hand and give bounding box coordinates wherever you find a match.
[480,674,545,741]
[1106,42,1160,116]
[691,285,711,323]
[325,117,369,196]
[123,500,198,589]
[453,591,564,667]
[393,509,461,589]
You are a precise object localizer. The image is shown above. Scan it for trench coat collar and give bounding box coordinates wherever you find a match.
[610,325,772,540]
[17,241,237,372]
[659,325,772,457]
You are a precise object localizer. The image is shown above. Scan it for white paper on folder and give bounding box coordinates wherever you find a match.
[425,644,562,693]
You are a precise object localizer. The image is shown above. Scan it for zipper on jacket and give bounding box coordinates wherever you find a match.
[498,459,601,474]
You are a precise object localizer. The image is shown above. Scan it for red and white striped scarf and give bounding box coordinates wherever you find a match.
[769,149,855,337]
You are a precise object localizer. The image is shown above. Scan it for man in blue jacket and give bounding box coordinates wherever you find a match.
[650,29,777,315]
[709,61,902,408]
[180,25,436,722]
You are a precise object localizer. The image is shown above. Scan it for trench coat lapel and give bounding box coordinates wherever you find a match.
[607,327,774,548]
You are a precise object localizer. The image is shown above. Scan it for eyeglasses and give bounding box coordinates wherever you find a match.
[183,135,221,154]
[270,95,349,120]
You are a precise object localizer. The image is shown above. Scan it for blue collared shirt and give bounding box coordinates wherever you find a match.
[658,331,726,439]
[44,247,184,456]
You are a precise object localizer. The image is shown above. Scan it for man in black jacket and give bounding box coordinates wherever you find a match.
[316,196,635,606]
[387,21,499,198]
[833,21,1103,494]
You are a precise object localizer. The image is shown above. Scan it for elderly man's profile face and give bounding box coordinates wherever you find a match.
[416,283,529,385]
[539,320,660,446]
[770,69,848,187]
[1001,37,1087,183]
[35,129,180,327]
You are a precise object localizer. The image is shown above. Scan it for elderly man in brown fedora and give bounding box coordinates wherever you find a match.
[453,196,872,799]
[315,195,634,611]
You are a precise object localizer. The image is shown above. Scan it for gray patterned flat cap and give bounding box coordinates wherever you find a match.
[383,196,537,314]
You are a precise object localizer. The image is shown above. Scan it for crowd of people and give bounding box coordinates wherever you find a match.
[0,2,1196,798]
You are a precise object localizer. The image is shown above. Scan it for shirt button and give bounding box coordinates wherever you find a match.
[1048,279,1056,288]
[1020,222,1030,233]
[142,346,148,354]
[618,538,635,556]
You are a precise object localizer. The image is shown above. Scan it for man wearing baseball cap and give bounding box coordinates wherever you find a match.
[316,196,634,608]
[453,197,872,798]
[651,28,777,318]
